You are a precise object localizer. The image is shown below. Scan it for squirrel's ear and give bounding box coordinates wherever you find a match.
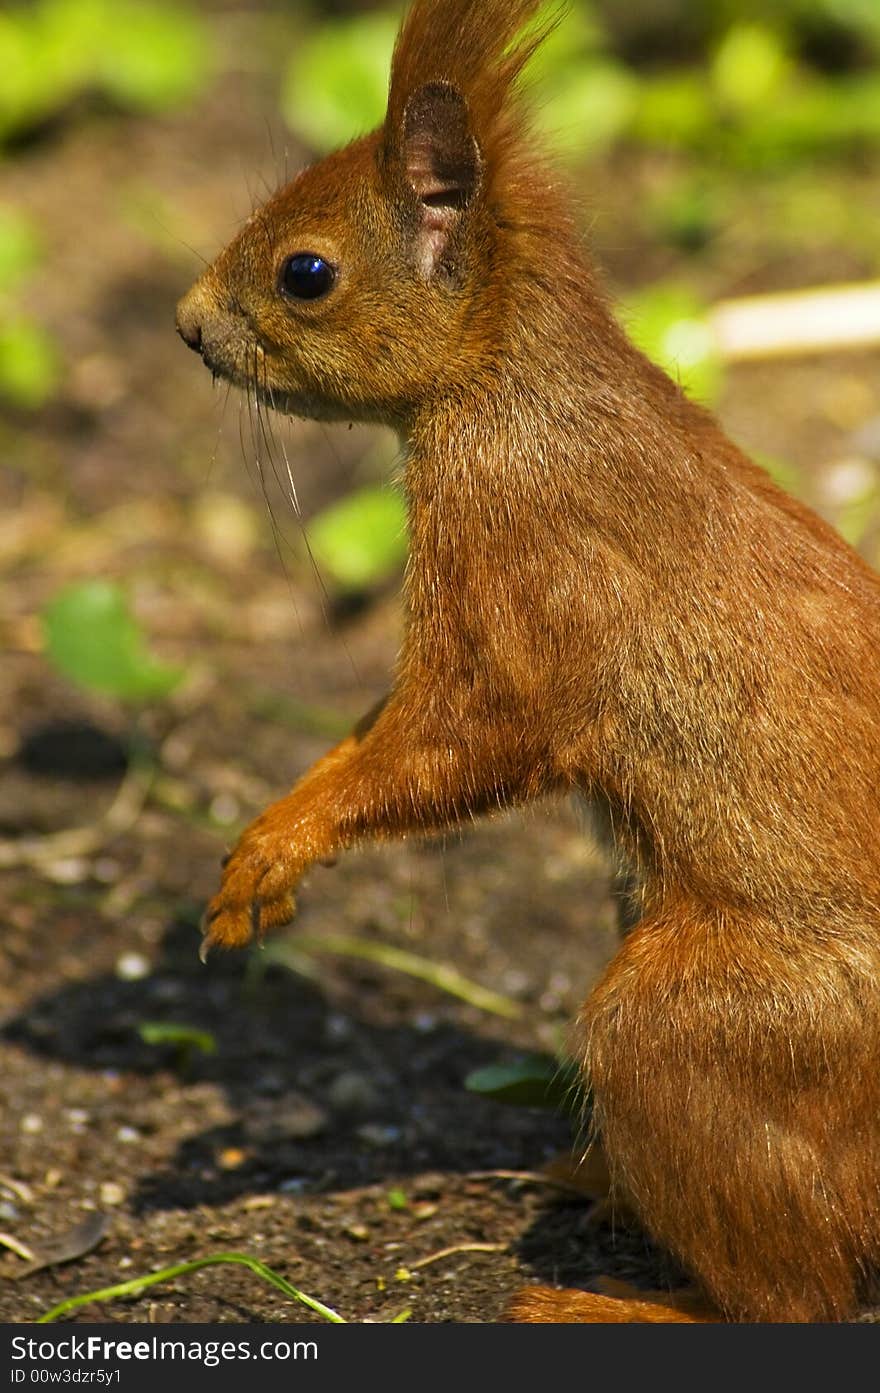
[400,81,482,279]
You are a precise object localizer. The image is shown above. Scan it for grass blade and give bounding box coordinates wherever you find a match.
[37,1251,345,1324]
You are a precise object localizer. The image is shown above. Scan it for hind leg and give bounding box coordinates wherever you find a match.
[573,900,880,1322]
[511,900,880,1323]
[507,1283,715,1323]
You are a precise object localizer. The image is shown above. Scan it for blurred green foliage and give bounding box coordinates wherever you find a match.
[307,484,408,592]
[42,581,185,702]
[0,0,212,411]
[624,284,723,405]
[0,208,60,408]
[139,1021,217,1071]
[0,315,60,410]
[282,9,400,152]
[465,1054,585,1115]
[280,1,880,169]
[0,0,212,146]
[275,0,880,548]
[4,0,877,593]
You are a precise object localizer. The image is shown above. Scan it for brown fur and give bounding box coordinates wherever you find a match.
[506,1283,715,1323]
[176,0,880,1322]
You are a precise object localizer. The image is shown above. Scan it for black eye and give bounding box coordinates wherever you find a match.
[279,253,336,302]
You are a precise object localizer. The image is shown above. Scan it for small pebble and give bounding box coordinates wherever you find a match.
[0,1202,19,1223]
[45,858,89,885]
[116,1127,140,1144]
[346,1225,370,1242]
[99,1182,125,1207]
[149,978,184,1003]
[20,1114,43,1135]
[218,1148,248,1171]
[356,1123,401,1149]
[116,952,151,982]
[278,1177,307,1195]
[274,1097,328,1140]
[501,968,532,998]
[327,1071,380,1115]
[324,1013,353,1044]
[253,1070,285,1097]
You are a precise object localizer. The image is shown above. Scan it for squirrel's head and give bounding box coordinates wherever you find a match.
[176,0,559,428]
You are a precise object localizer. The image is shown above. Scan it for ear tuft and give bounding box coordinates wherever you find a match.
[402,82,481,280]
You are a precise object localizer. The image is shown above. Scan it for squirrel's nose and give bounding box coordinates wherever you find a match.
[175,288,205,354]
[177,273,225,355]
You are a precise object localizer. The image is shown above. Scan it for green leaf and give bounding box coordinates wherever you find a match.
[307,485,408,591]
[465,1055,583,1113]
[624,284,723,405]
[139,1022,217,1055]
[42,580,185,701]
[281,11,400,152]
[0,319,60,409]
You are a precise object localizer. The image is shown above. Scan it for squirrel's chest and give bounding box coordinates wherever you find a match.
[406,518,609,724]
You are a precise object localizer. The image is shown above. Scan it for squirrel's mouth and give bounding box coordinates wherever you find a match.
[183,332,277,406]
[178,309,373,425]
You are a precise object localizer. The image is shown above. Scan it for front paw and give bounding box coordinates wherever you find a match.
[201,817,302,957]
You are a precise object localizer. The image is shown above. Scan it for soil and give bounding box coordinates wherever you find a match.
[1,1,879,1325]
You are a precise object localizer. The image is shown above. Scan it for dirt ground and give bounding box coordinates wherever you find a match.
[2,3,880,1324]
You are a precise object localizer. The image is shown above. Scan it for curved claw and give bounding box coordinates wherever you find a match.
[197,888,297,961]
[199,811,304,962]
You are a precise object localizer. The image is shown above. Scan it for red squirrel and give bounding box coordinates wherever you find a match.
[175,0,880,1322]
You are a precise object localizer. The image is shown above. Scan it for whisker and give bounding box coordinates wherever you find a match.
[246,348,303,610]
[263,379,300,516]
[203,378,234,485]
[257,363,337,626]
